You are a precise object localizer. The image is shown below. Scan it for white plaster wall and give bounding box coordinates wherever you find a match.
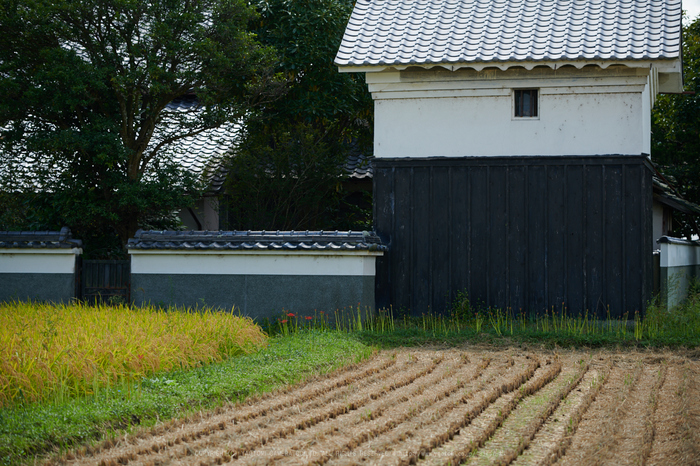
[129,250,382,276]
[374,90,645,157]
[660,242,700,268]
[369,67,651,158]
[0,249,81,274]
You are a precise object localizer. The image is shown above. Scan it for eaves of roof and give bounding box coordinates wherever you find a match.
[653,177,700,215]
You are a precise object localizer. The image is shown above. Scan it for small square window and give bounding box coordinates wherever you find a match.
[514,89,538,118]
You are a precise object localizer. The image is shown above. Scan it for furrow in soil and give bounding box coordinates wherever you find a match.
[599,360,667,466]
[68,352,409,466]
[556,355,644,466]
[418,357,559,466]
[222,351,466,466]
[462,354,588,466]
[647,357,696,466]
[374,354,543,466]
[678,359,700,466]
[323,352,525,466]
[510,354,613,466]
[158,351,442,466]
[283,353,495,466]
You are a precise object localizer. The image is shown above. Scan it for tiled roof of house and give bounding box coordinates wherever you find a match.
[151,96,373,189]
[0,227,83,249]
[345,152,373,179]
[335,0,682,68]
[653,175,700,216]
[127,229,387,251]
[155,96,238,193]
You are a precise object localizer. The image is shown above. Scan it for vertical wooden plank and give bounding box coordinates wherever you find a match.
[546,165,566,310]
[641,163,654,312]
[412,166,431,315]
[585,165,605,317]
[450,166,469,309]
[604,165,624,318]
[394,166,413,314]
[527,165,547,314]
[566,164,585,315]
[489,165,509,310]
[431,166,451,314]
[469,166,489,308]
[623,164,641,313]
[507,165,527,313]
[373,165,394,310]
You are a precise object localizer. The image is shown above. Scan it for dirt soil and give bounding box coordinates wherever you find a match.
[52,346,700,466]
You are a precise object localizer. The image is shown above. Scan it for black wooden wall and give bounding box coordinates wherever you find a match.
[373,155,653,318]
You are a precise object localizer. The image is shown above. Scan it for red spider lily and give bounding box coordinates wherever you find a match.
[287,312,296,317]
[280,319,288,324]
[305,316,313,320]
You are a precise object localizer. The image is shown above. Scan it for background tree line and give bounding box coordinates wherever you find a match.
[0,0,371,258]
[652,14,700,238]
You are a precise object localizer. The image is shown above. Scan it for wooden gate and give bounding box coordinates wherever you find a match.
[78,259,131,304]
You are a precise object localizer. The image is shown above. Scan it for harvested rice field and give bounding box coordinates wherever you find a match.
[54,347,700,466]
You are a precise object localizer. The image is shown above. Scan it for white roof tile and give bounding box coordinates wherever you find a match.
[335,0,682,67]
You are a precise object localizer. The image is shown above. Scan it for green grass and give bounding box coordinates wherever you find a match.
[0,331,374,465]
[351,304,700,349]
[285,288,700,350]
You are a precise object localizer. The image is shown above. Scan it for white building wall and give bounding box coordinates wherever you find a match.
[368,66,652,158]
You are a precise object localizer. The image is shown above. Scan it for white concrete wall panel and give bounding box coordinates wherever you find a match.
[130,251,381,276]
[660,242,700,268]
[0,249,80,274]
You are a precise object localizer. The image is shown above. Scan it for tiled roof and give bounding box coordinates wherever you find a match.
[345,152,373,179]
[335,0,682,68]
[127,229,387,251]
[653,175,700,216]
[153,96,239,193]
[0,227,83,249]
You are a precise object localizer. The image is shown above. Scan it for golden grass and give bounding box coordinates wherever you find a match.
[0,301,268,406]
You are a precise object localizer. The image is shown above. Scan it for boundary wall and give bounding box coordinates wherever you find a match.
[658,236,700,309]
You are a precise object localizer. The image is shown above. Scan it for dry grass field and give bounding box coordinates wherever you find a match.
[52,347,700,466]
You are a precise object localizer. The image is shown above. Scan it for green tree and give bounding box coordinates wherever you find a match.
[652,15,700,238]
[0,0,280,256]
[222,0,373,231]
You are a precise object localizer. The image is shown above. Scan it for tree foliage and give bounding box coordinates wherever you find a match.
[0,0,280,256]
[222,122,348,230]
[223,0,373,231]
[652,15,700,237]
